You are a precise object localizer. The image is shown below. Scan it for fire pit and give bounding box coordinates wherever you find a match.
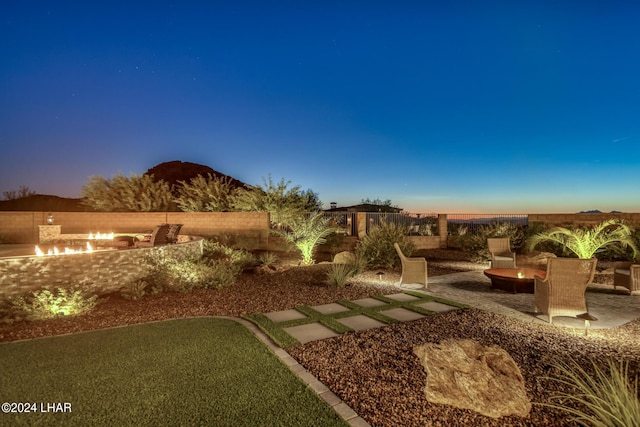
[483,268,546,294]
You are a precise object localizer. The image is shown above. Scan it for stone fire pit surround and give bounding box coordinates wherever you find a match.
[0,236,203,299]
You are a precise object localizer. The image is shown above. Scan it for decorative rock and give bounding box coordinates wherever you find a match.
[413,339,531,419]
[333,251,356,264]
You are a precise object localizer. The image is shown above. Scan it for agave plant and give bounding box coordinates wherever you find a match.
[272,212,339,265]
[527,219,638,260]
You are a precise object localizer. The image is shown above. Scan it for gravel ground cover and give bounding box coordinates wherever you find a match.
[1,248,638,426]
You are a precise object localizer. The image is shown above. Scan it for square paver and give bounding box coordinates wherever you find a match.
[311,303,351,315]
[385,293,420,302]
[351,297,389,308]
[415,301,459,313]
[380,307,426,322]
[337,314,387,331]
[284,322,341,344]
[264,309,307,323]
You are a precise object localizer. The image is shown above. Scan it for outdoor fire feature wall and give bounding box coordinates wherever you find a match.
[0,237,203,299]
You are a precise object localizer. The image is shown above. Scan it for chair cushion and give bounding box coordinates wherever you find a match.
[495,255,514,261]
[615,269,630,276]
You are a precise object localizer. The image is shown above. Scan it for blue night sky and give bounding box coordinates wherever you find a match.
[1,1,639,214]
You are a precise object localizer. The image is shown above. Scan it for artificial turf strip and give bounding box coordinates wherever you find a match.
[242,313,301,348]
[246,292,468,349]
[0,318,348,427]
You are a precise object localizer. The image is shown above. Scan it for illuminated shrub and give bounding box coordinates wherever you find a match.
[145,250,241,292]
[10,286,98,320]
[356,222,413,268]
[202,240,258,269]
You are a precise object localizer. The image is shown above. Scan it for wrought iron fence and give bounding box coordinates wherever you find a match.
[365,212,439,235]
[446,214,528,236]
[322,212,357,236]
[268,212,527,237]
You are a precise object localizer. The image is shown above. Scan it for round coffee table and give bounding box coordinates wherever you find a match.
[483,268,546,294]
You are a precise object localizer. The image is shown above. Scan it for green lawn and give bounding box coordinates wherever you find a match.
[0,318,348,426]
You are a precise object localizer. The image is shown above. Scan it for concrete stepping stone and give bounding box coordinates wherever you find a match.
[381,307,426,322]
[312,303,351,314]
[416,301,459,313]
[337,314,387,331]
[385,293,420,302]
[284,322,341,344]
[264,309,307,323]
[351,297,389,308]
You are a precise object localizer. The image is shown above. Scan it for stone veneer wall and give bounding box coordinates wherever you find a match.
[0,236,203,298]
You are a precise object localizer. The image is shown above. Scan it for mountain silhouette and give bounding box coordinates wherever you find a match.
[145,160,249,191]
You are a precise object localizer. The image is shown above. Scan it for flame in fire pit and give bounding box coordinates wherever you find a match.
[88,232,114,240]
[35,242,94,256]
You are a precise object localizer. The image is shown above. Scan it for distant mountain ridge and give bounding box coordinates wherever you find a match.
[145,160,249,191]
[578,210,623,214]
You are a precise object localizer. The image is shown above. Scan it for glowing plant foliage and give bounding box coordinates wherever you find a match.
[272,213,338,265]
[527,219,638,260]
[544,358,640,427]
[11,286,98,320]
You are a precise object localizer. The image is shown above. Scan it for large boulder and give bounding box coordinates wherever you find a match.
[413,339,531,419]
[333,251,356,264]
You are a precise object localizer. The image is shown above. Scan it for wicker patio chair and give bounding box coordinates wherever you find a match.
[394,243,427,288]
[134,224,171,248]
[612,261,640,295]
[487,238,516,268]
[533,257,597,324]
[166,224,183,244]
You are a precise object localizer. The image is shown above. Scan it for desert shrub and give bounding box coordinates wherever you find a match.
[81,173,173,212]
[231,175,322,226]
[356,222,413,268]
[119,279,150,300]
[326,263,357,288]
[144,252,242,292]
[257,251,278,266]
[174,173,236,212]
[202,240,258,269]
[460,222,525,262]
[351,250,369,276]
[3,185,35,200]
[9,286,98,320]
[145,252,240,292]
[417,222,438,236]
[543,358,640,427]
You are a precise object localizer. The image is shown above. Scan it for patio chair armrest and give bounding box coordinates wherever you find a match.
[613,261,633,270]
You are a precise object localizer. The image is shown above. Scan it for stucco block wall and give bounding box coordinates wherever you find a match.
[0,211,270,246]
[529,213,640,227]
[0,237,203,298]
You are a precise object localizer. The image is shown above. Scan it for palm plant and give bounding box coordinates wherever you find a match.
[272,212,338,265]
[527,219,638,260]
